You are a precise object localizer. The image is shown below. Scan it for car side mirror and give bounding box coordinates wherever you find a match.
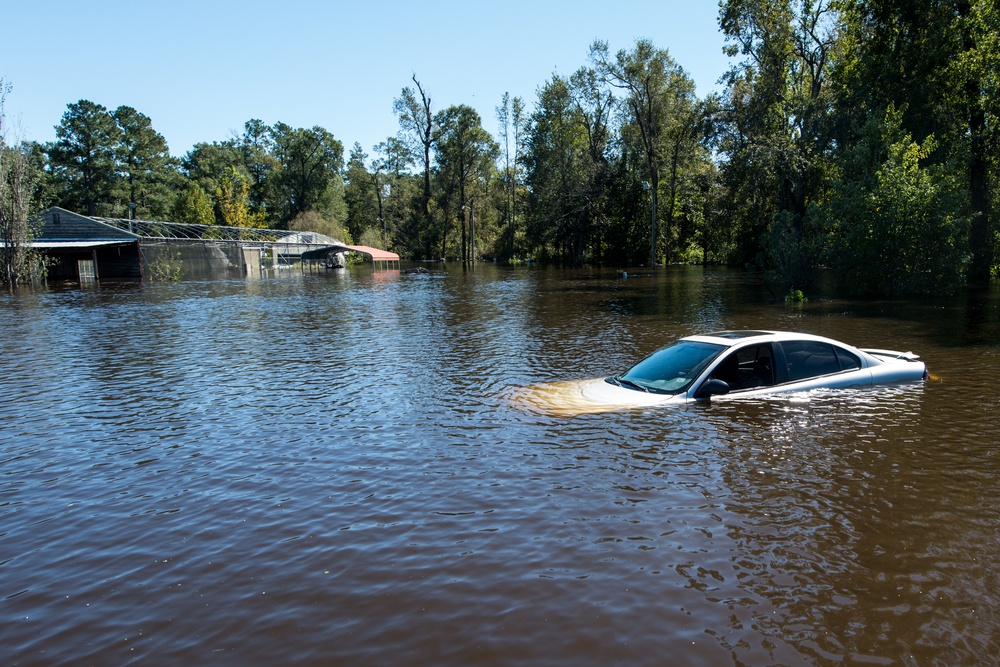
[694,378,730,400]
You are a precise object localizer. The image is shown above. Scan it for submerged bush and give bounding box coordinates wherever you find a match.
[148,251,183,282]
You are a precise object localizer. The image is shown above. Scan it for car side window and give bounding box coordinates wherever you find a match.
[709,344,775,390]
[782,341,843,381]
[835,346,861,370]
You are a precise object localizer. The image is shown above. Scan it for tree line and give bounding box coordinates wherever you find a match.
[3,0,997,295]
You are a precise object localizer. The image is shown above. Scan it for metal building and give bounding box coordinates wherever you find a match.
[31,207,399,282]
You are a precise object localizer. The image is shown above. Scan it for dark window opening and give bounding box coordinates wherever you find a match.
[783,341,845,381]
[835,347,861,371]
[710,344,775,390]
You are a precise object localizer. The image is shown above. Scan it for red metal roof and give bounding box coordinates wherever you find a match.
[343,245,400,262]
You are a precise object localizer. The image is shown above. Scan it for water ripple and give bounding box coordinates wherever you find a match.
[1,268,998,665]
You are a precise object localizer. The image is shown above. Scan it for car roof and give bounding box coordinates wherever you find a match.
[681,330,853,348]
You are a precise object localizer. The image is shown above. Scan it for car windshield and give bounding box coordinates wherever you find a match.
[611,340,725,394]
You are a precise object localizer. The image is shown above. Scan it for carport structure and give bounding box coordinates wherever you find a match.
[301,243,400,271]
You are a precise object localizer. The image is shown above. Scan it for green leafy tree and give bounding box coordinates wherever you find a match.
[433,105,498,264]
[22,140,55,211]
[271,123,345,226]
[590,38,700,265]
[344,143,379,243]
[373,137,415,251]
[689,159,730,264]
[216,166,264,228]
[959,0,1000,279]
[375,136,413,176]
[836,0,999,282]
[236,119,277,222]
[181,141,241,190]
[358,226,385,249]
[522,75,594,264]
[180,140,244,223]
[829,107,970,295]
[717,0,839,284]
[496,92,526,262]
[112,105,176,219]
[287,209,351,243]
[522,71,620,265]
[566,68,615,265]
[171,182,215,226]
[48,100,120,216]
[393,75,435,258]
[344,141,406,250]
[0,79,42,285]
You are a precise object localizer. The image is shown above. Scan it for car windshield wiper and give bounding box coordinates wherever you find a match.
[614,376,649,392]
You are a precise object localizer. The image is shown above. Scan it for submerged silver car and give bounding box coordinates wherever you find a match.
[591,330,927,404]
[517,330,928,415]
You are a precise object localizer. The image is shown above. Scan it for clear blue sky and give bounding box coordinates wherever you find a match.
[2,1,732,159]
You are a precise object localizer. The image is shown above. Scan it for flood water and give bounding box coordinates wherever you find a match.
[1,265,999,666]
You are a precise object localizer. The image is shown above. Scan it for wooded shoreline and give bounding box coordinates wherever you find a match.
[2,1,997,296]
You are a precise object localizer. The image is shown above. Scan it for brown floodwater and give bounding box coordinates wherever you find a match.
[1,265,998,666]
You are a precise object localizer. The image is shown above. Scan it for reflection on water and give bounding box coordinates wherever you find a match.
[1,266,998,666]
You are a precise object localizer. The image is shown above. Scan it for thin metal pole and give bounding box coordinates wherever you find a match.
[650,187,657,268]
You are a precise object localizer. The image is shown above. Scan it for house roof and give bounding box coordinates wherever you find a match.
[26,240,137,248]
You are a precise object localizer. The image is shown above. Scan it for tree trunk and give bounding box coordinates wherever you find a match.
[460,180,467,265]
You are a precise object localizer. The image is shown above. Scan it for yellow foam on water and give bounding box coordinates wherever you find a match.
[510,379,635,417]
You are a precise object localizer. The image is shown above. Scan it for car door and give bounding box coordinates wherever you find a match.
[703,343,777,394]
[775,340,871,391]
